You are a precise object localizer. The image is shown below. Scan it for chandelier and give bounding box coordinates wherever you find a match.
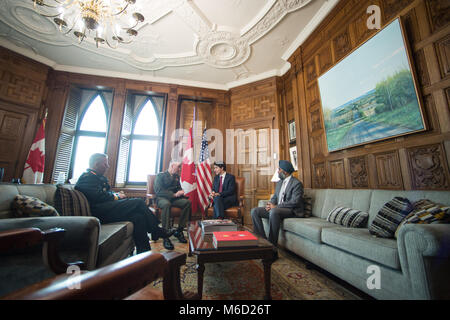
[31,0,145,48]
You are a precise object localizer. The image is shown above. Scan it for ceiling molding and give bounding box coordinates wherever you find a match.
[282,0,341,61]
[0,0,339,88]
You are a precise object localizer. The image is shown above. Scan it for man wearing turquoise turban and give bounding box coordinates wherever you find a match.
[251,160,304,247]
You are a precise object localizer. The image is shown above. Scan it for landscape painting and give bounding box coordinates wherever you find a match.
[318,18,425,152]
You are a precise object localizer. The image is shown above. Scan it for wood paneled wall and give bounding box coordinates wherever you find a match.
[1,0,448,196]
[0,47,49,182]
[282,0,450,191]
[229,77,283,222]
[43,72,229,185]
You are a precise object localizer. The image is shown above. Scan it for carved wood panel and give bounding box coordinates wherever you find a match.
[435,35,450,79]
[254,94,276,118]
[374,151,403,189]
[351,7,377,46]
[318,45,332,74]
[231,98,252,123]
[329,159,346,188]
[407,143,449,190]
[403,9,421,45]
[231,94,276,123]
[332,28,351,62]
[313,162,327,188]
[305,82,320,109]
[423,94,440,132]
[414,49,431,87]
[305,58,317,85]
[0,108,31,182]
[0,71,44,108]
[349,155,369,188]
[425,0,450,32]
[310,134,325,160]
[446,88,450,113]
[0,48,48,109]
[381,0,414,23]
[310,108,322,132]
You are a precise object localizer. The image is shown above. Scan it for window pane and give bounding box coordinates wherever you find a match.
[80,95,107,132]
[134,100,159,136]
[72,136,106,181]
[128,140,158,182]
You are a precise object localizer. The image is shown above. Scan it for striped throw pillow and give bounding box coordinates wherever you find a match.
[54,184,91,216]
[326,207,369,228]
[369,197,413,238]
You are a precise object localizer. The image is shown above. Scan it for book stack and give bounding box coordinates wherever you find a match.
[200,219,237,235]
[212,231,258,249]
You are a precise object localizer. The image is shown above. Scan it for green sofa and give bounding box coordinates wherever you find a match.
[0,183,135,297]
[261,188,450,299]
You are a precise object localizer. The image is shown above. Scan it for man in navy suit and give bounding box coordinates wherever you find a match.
[209,162,238,219]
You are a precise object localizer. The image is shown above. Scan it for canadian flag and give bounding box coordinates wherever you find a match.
[22,116,46,184]
[180,127,199,214]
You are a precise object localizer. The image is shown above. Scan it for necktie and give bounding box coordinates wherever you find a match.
[279,179,288,203]
[219,175,223,193]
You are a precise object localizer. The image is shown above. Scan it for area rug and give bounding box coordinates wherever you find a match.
[149,240,362,300]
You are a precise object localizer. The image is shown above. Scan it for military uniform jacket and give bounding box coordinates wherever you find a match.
[153,171,182,201]
[75,169,119,215]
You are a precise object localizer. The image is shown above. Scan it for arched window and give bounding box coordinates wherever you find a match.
[71,94,108,180]
[126,98,163,183]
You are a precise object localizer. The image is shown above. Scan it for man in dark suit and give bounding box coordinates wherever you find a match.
[75,153,173,254]
[209,162,238,219]
[251,160,304,246]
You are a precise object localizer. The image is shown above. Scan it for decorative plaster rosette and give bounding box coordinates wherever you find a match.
[1,0,315,71]
[196,31,250,68]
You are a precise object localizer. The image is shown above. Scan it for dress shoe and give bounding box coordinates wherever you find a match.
[174,229,187,243]
[163,238,174,250]
[152,228,175,242]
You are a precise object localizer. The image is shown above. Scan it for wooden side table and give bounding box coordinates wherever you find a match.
[188,221,277,300]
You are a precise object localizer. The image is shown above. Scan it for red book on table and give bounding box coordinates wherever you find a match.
[212,231,258,248]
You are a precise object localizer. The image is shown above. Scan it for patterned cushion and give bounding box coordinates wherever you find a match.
[394,199,450,238]
[303,195,312,218]
[369,197,413,238]
[54,184,91,216]
[326,206,369,228]
[12,195,59,217]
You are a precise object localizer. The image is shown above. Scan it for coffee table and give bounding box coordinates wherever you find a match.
[188,221,277,300]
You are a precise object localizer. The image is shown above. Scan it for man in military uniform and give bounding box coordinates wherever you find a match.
[75,153,173,254]
[154,160,191,250]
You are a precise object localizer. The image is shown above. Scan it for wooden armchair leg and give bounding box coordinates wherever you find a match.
[42,228,85,274]
[161,252,199,300]
[0,227,86,277]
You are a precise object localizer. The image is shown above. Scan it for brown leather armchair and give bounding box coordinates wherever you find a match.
[207,176,245,225]
[1,228,193,300]
[0,227,85,274]
[146,174,182,225]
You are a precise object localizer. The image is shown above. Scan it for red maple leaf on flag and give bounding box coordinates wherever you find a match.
[25,148,45,173]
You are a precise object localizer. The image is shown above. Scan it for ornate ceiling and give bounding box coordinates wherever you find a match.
[0,0,339,89]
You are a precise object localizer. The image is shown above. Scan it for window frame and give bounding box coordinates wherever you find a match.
[68,92,110,180]
[124,95,165,186]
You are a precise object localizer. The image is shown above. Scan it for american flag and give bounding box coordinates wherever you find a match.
[196,128,212,214]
